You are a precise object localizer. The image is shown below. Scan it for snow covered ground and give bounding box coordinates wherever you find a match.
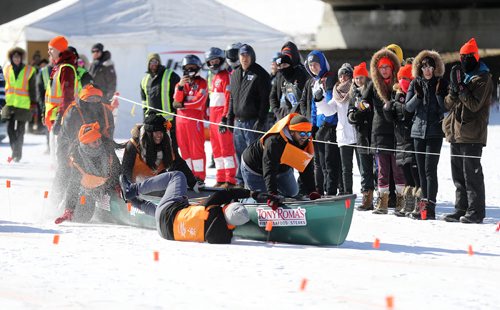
[1,110,500,309]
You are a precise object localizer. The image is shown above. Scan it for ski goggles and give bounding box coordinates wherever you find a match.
[298,131,312,138]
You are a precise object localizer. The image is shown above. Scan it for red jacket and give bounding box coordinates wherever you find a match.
[173,76,208,112]
[209,70,231,116]
[51,50,77,116]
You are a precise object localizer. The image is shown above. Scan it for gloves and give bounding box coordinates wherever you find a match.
[355,100,370,111]
[308,192,321,200]
[450,64,465,94]
[383,100,394,111]
[172,101,183,109]
[313,89,324,102]
[193,179,205,193]
[219,116,233,134]
[252,119,264,131]
[266,193,284,211]
[414,80,424,99]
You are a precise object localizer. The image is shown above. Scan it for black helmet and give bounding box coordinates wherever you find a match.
[181,54,202,69]
[205,47,225,63]
[225,42,242,62]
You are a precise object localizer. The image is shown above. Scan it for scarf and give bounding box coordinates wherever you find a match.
[333,80,352,104]
[77,143,110,178]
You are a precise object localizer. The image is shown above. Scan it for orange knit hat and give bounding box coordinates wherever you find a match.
[79,84,103,101]
[397,63,413,80]
[79,122,102,144]
[459,38,480,61]
[378,57,394,70]
[48,36,68,52]
[353,62,369,78]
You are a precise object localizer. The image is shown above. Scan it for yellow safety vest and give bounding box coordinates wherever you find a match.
[4,64,35,110]
[44,64,78,123]
[141,69,174,120]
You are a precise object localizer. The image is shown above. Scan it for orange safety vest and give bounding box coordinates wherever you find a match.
[44,63,78,130]
[172,205,233,242]
[70,155,112,189]
[129,138,174,182]
[260,113,314,172]
[4,64,35,110]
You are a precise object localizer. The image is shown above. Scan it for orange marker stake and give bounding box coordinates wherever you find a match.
[468,245,474,256]
[300,278,308,291]
[44,191,49,199]
[386,296,394,309]
[154,251,159,261]
[53,235,60,244]
[373,238,380,249]
[80,195,86,205]
[345,199,351,209]
[495,222,500,232]
[7,156,13,163]
[6,180,11,188]
[127,202,132,212]
[265,221,273,243]
[421,209,427,220]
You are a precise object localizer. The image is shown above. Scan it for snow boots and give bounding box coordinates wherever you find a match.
[395,186,415,217]
[119,175,138,202]
[373,192,389,214]
[54,208,74,224]
[356,190,374,211]
[410,199,436,220]
[443,210,466,222]
[408,187,422,219]
[393,192,406,217]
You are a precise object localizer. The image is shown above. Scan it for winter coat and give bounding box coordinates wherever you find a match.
[89,51,117,103]
[327,81,357,145]
[121,124,197,188]
[270,42,308,120]
[347,82,373,155]
[405,50,448,140]
[0,66,5,108]
[242,131,315,194]
[363,48,401,153]
[299,50,337,128]
[443,62,492,146]
[228,46,271,124]
[140,65,180,118]
[384,84,414,165]
[1,63,36,122]
[50,50,77,117]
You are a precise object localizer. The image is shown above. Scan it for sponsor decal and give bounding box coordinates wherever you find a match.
[256,207,307,227]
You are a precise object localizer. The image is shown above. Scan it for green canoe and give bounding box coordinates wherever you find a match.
[234,195,356,246]
[104,192,355,246]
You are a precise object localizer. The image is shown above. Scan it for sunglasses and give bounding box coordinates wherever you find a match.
[297,131,312,138]
[91,50,100,54]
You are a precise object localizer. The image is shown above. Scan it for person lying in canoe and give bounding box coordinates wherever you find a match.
[119,171,257,244]
[121,113,203,192]
[240,113,321,201]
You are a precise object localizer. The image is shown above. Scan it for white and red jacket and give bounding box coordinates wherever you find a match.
[174,76,208,180]
[208,70,236,184]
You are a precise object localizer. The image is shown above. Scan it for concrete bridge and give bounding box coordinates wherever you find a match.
[317,0,500,52]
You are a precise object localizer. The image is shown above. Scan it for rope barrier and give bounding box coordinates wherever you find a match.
[115,95,483,159]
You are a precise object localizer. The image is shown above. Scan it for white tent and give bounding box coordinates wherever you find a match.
[0,0,287,138]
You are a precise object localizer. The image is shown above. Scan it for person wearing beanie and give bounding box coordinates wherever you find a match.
[348,61,375,211]
[121,113,200,193]
[270,41,309,121]
[327,63,358,195]
[299,50,342,196]
[401,50,448,220]
[88,43,116,105]
[227,44,271,187]
[442,38,493,224]
[362,47,405,215]
[1,47,37,162]
[119,170,254,243]
[140,53,181,152]
[54,122,121,224]
[241,113,320,201]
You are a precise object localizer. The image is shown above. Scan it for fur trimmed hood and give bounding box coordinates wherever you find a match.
[412,50,445,78]
[7,47,25,62]
[370,48,401,103]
